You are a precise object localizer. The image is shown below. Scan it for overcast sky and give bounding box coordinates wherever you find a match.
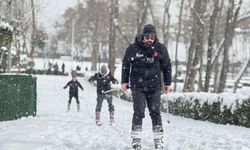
[37,0,250,36]
[37,0,78,33]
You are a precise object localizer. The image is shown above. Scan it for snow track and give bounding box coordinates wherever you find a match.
[0,75,250,150]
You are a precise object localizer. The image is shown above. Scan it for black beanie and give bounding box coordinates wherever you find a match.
[142,24,156,35]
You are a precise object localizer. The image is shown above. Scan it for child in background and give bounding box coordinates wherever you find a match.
[63,73,84,112]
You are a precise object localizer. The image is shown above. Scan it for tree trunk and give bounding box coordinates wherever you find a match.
[148,0,157,26]
[218,0,242,93]
[30,0,36,59]
[137,0,149,34]
[173,0,184,92]
[108,0,119,75]
[91,15,100,71]
[197,0,208,92]
[233,58,250,93]
[162,0,171,47]
[197,29,205,92]
[212,0,224,92]
[22,32,29,56]
[213,58,220,92]
[183,31,198,91]
[204,0,220,92]
[91,41,98,71]
[183,0,206,92]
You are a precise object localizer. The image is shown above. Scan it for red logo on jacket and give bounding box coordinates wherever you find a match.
[153,51,158,57]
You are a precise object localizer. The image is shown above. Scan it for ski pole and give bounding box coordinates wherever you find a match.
[103,88,120,94]
[165,98,170,124]
[162,93,171,124]
[103,84,123,94]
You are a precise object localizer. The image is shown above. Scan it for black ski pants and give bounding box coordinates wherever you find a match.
[131,88,162,130]
[68,93,79,104]
[95,93,114,112]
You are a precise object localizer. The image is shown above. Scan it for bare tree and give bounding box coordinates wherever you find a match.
[183,0,207,92]
[17,1,30,56]
[217,0,242,93]
[55,0,109,71]
[30,0,36,58]
[173,0,184,92]
[211,0,224,92]
[197,1,208,92]
[108,0,119,75]
[162,0,171,47]
[148,0,157,26]
[233,58,250,93]
[115,3,138,58]
[136,0,149,34]
[116,25,130,45]
[204,0,220,92]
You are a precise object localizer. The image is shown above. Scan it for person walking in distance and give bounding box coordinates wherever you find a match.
[63,74,84,112]
[121,24,172,150]
[61,63,65,75]
[88,65,118,126]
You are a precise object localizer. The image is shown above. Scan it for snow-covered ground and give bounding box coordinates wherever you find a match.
[0,75,250,150]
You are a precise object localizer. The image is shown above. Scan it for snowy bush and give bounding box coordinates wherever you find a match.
[0,21,13,47]
[161,92,250,128]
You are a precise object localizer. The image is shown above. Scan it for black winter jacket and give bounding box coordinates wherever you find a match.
[63,80,84,95]
[122,34,172,91]
[89,72,118,94]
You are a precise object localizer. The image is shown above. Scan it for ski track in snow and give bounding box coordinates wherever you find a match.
[0,75,250,150]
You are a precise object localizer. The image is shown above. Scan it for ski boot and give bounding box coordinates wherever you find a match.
[153,125,164,150]
[110,111,114,125]
[131,125,142,150]
[96,112,102,126]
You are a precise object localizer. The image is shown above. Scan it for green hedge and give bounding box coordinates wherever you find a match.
[161,93,250,128]
[86,72,250,128]
[0,74,37,121]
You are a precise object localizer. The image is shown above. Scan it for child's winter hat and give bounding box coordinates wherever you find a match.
[71,70,77,77]
[100,65,109,76]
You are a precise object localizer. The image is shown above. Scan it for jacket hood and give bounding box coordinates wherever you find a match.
[99,65,110,77]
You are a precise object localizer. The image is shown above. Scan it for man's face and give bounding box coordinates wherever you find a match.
[143,34,155,46]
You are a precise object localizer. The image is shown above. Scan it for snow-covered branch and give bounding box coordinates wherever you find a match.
[0,21,14,31]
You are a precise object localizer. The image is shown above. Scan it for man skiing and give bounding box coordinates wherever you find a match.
[121,24,172,150]
[88,64,118,126]
[63,74,84,112]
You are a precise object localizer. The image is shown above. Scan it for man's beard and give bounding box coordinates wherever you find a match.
[145,41,153,46]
